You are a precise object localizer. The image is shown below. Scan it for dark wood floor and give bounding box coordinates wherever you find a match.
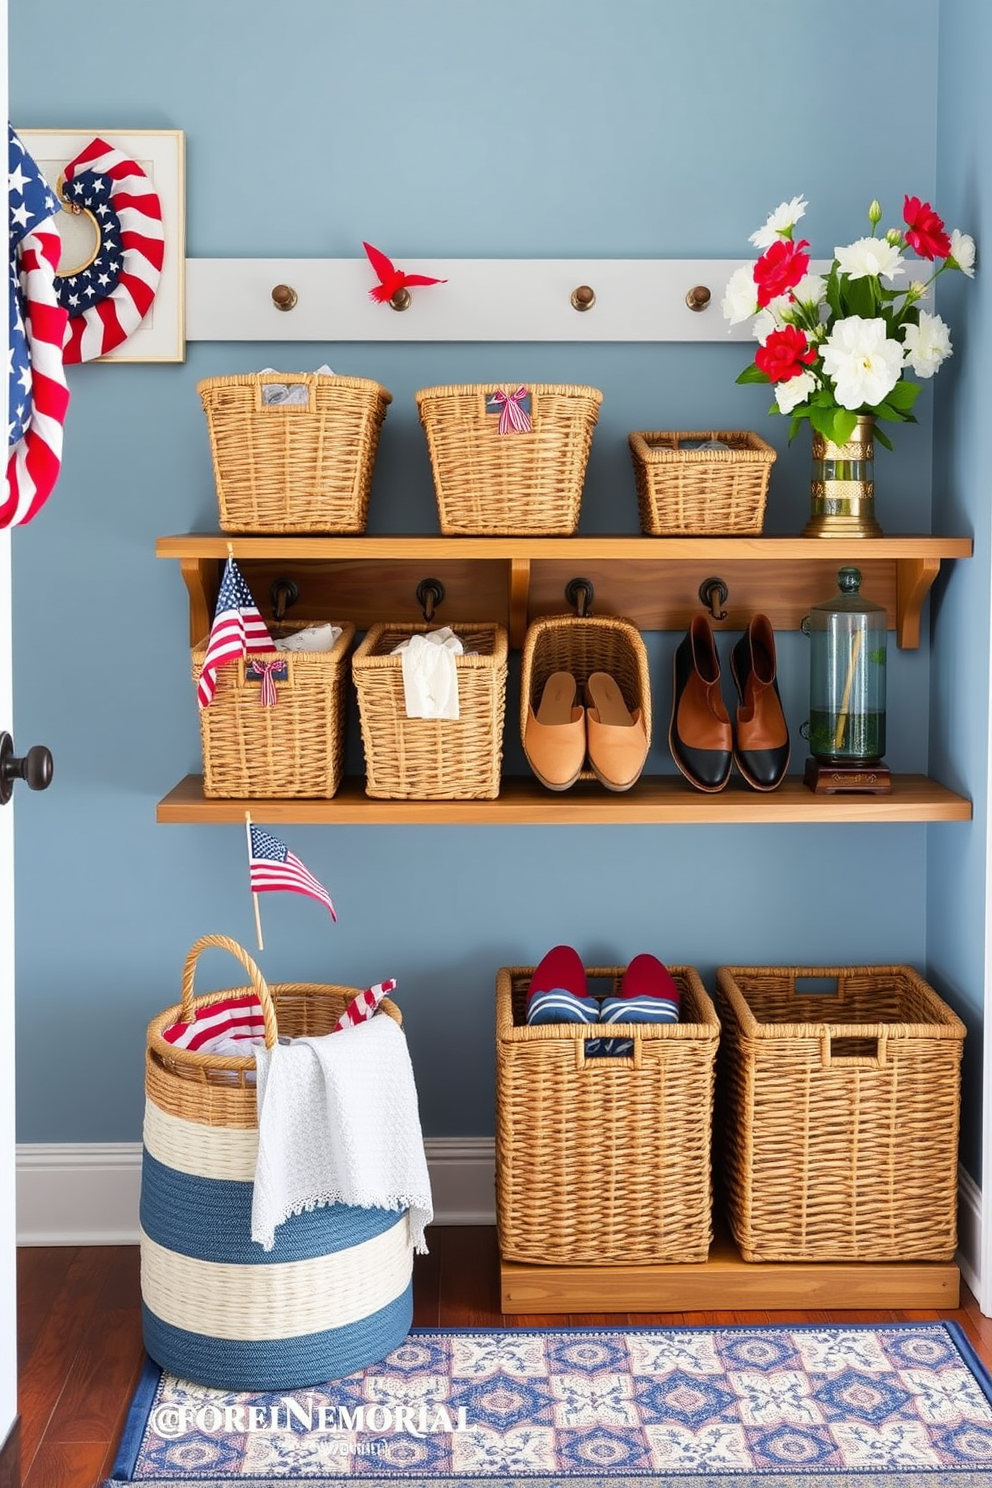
[16,1230,992,1488]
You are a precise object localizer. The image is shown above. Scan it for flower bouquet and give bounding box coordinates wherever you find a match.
[723,194,975,450]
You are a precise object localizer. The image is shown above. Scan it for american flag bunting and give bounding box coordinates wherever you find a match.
[4,125,70,529]
[197,556,275,708]
[248,824,337,922]
[334,979,397,1030]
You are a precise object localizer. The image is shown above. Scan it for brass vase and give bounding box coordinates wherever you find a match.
[803,414,883,539]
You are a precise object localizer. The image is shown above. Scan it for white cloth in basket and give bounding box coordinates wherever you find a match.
[251,1013,433,1254]
[391,627,463,719]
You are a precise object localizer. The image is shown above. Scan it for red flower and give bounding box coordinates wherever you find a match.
[752,237,810,307]
[754,324,818,383]
[903,196,951,260]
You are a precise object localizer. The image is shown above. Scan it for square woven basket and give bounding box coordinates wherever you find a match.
[352,622,508,799]
[197,372,392,533]
[496,963,720,1265]
[629,429,776,535]
[520,614,651,782]
[715,964,967,1263]
[415,383,603,535]
[193,620,355,798]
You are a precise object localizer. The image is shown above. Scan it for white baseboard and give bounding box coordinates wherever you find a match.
[15,1138,497,1245]
[15,1143,985,1314]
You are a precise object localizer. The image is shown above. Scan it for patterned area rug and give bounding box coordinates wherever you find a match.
[107,1324,992,1487]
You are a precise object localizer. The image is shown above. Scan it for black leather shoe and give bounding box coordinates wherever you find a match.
[730,614,791,791]
[669,616,733,792]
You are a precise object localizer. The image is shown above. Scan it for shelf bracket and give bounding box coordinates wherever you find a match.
[896,556,941,649]
[508,558,531,649]
[179,557,219,645]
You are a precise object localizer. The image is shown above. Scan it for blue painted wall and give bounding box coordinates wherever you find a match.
[10,1,982,1183]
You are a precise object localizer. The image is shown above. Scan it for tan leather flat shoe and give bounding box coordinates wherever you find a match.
[584,671,649,791]
[523,671,586,790]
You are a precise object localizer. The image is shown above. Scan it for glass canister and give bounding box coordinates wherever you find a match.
[805,566,888,775]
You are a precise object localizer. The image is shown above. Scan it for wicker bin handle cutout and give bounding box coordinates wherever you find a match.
[575,1035,643,1072]
[253,372,317,415]
[179,933,279,1049]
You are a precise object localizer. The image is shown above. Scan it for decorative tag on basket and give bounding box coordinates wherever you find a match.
[246,656,288,705]
[487,386,533,434]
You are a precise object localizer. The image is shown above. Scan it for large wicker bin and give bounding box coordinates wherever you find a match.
[715,964,967,1263]
[629,430,776,535]
[193,620,354,798]
[415,382,603,535]
[141,935,412,1391]
[352,622,508,799]
[496,963,720,1265]
[197,372,392,533]
[520,614,651,783]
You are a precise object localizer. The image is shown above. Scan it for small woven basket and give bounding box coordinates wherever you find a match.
[520,615,651,782]
[629,429,776,535]
[197,372,392,533]
[193,619,355,798]
[415,382,603,534]
[352,622,508,799]
[141,935,411,1390]
[496,963,719,1265]
[715,964,967,1263]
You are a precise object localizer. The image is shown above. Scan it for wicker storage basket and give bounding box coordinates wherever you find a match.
[520,614,651,782]
[352,622,508,799]
[141,935,412,1390]
[715,964,967,1263]
[197,372,392,533]
[629,430,776,535]
[193,619,354,798]
[415,382,603,535]
[496,963,719,1265]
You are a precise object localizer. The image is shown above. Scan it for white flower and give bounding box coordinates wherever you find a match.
[902,310,953,377]
[752,295,792,341]
[775,370,817,414]
[949,228,976,277]
[749,196,807,249]
[722,264,758,327]
[790,272,827,309]
[821,315,905,409]
[834,236,905,282]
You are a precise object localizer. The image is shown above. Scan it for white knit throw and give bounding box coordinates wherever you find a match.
[251,1014,433,1253]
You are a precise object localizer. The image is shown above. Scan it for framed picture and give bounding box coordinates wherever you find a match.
[16,128,185,363]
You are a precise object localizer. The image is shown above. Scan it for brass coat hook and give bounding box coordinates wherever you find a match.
[270,577,299,623]
[416,578,445,621]
[685,285,711,312]
[570,284,596,312]
[565,577,594,616]
[271,283,298,311]
[389,287,412,312]
[699,576,729,621]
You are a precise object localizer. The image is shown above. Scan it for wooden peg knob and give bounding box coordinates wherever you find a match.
[271,284,298,311]
[570,284,596,311]
[685,284,711,312]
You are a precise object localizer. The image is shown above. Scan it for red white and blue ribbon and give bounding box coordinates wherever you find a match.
[248,657,283,707]
[4,126,70,529]
[491,386,532,435]
[55,136,164,363]
[334,979,397,1031]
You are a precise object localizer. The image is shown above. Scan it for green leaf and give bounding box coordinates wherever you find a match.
[874,424,894,451]
[736,364,770,385]
[842,274,878,319]
[884,378,921,411]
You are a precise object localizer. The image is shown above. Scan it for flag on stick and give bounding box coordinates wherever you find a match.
[247,823,337,923]
[334,979,397,1031]
[198,556,275,708]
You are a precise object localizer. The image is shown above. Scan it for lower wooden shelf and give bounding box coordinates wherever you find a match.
[157,772,972,825]
[499,1231,961,1313]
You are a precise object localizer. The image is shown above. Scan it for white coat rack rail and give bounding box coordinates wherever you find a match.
[183,257,770,342]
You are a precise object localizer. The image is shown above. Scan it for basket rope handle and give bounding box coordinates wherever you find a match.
[179,933,279,1049]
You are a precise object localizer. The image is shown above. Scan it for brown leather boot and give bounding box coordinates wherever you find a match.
[730,613,791,791]
[669,616,733,792]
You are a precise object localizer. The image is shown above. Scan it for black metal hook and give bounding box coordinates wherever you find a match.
[270,578,300,623]
[565,577,594,617]
[698,576,729,622]
[416,578,445,622]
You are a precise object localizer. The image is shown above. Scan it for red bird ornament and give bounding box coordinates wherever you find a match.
[362,241,447,304]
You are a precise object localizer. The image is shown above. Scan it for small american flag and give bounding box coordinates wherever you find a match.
[248,825,337,922]
[197,556,275,708]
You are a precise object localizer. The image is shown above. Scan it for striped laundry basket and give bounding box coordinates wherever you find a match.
[141,935,413,1391]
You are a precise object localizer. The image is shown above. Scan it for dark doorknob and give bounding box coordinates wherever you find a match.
[0,731,53,806]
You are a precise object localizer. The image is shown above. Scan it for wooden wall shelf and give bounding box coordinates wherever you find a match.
[156,773,971,825]
[157,534,972,651]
